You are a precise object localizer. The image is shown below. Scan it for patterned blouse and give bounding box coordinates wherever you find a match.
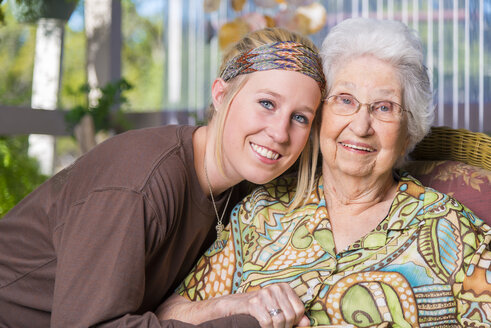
[177,172,491,327]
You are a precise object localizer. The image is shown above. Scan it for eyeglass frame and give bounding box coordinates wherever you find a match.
[324,94,411,122]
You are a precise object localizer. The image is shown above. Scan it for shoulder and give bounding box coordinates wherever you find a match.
[89,125,194,159]
[59,125,197,202]
[400,171,489,237]
[245,174,298,207]
[231,174,303,227]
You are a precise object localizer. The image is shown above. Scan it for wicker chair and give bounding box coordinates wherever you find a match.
[407,126,491,224]
[410,126,491,171]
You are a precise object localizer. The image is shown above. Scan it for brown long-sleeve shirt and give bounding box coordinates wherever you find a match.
[0,125,258,327]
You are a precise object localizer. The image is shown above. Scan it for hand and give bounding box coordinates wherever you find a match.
[229,283,309,328]
[156,285,309,328]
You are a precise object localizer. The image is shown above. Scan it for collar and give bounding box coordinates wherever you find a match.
[316,171,428,253]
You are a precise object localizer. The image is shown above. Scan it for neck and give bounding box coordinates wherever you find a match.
[321,163,397,215]
[193,125,240,197]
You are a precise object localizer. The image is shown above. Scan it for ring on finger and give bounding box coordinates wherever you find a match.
[268,308,283,317]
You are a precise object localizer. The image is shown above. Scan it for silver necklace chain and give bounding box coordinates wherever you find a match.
[204,159,233,240]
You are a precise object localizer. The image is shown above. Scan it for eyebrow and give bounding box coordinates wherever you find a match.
[335,81,399,98]
[375,88,398,97]
[258,89,283,99]
[336,81,356,90]
[298,106,316,115]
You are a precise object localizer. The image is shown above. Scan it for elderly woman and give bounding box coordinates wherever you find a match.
[160,18,490,327]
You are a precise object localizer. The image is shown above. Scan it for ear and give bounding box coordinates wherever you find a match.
[211,78,227,109]
[401,133,410,156]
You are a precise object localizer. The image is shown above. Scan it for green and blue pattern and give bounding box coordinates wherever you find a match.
[178,172,491,327]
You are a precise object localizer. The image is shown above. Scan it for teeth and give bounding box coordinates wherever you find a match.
[341,142,375,152]
[251,143,280,160]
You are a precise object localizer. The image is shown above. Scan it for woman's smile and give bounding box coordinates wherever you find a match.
[250,142,281,161]
[339,141,376,153]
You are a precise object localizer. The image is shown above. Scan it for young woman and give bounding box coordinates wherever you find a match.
[0,27,325,327]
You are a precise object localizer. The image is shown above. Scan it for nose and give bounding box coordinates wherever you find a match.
[266,115,290,144]
[349,104,375,136]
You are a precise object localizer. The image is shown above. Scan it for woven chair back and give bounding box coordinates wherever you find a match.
[410,126,491,171]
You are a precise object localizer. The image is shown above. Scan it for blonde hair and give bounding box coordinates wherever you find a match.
[208,27,323,208]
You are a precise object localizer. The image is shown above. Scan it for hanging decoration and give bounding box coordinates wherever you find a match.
[203,0,221,13]
[218,12,275,50]
[231,0,246,11]
[218,17,250,50]
[206,0,327,50]
[295,2,327,34]
[253,0,278,8]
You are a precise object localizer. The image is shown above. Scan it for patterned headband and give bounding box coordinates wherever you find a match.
[219,41,326,98]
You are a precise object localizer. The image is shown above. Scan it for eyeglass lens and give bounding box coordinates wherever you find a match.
[327,95,403,122]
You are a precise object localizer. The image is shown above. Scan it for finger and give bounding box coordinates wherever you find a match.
[273,292,296,327]
[268,307,287,328]
[263,290,286,328]
[249,304,274,328]
[260,285,289,328]
[248,290,276,328]
[276,283,306,324]
[266,283,301,328]
[297,315,311,327]
[257,307,275,328]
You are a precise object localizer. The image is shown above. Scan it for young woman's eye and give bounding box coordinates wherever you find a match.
[292,114,309,124]
[259,100,274,110]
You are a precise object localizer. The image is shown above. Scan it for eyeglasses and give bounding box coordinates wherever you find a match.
[325,94,408,123]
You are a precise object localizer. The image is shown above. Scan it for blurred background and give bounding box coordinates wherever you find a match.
[0,0,490,216]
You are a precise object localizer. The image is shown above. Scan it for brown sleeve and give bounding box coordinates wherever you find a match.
[90,313,260,327]
[195,315,260,328]
[49,183,259,327]
[51,189,155,327]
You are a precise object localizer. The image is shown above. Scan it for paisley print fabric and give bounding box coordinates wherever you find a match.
[177,172,491,327]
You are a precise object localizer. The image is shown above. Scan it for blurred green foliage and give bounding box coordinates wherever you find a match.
[59,0,165,112]
[1,0,165,111]
[65,78,134,134]
[121,0,164,111]
[0,0,166,214]
[0,4,35,107]
[0,136,47,218]
[0,0,5,25]
[7,0,78,23]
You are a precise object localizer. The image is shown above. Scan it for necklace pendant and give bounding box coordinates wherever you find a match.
[216,223,224,239]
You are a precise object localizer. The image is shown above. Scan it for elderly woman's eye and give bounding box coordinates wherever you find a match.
[340,96,353,105]
[259,100,274,110]
[375,102,393,112]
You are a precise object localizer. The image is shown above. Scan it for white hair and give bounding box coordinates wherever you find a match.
[321,18,434,158]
